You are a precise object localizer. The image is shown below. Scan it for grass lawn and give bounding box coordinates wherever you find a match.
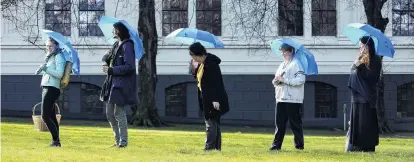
[1,117,413,162]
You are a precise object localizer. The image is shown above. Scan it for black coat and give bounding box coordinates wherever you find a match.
[348,55,382,108]
[193,53,229,119]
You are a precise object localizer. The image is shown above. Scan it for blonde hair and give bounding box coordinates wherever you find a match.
[359,50,370,68]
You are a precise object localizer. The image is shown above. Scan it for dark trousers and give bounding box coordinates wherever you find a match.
[41,86,61,142]
[272,102,304,149]
[204,116,221,150]
[345,102,378,152]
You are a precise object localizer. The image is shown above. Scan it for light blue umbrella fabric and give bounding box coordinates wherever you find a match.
[343,23,395,58]
[42,29,80,75]
[98,16,144,61]
[165,28,224,48]
[269,38,318,75]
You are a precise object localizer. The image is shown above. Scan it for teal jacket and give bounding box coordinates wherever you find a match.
[40,52,66,89]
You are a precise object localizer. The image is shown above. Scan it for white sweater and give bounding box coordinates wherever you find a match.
[272,59,306,103]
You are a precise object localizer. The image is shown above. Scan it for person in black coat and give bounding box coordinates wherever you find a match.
[346,36,382,152]
[189,42,229,151]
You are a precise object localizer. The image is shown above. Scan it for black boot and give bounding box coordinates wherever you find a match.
[269,144,281,151]
[50,141,61,147]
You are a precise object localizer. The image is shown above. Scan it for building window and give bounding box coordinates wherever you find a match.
[162,0,188,36]
[314,82,337,118]
[80,83,104,114]
[79,0,105,36]
[392,0,414,36]
[278,0,303,36]
[45,0,72,36]
[397,82,414,118]
[165,83,187,117]
[311,0,336,36]
[196,0,221,36]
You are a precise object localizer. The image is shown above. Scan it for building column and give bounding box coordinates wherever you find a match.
[188,0,196,28]
[303,0,312,39]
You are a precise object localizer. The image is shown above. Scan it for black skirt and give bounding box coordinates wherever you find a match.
[349,102,379,149]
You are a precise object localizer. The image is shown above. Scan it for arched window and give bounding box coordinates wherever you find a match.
[165,83,187,117]
[80,83,103,114]
[397,82,414,118]
[314,82,337,118]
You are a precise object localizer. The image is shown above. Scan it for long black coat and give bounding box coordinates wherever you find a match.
[193,53,230,119]
[347,55,382,148]
[348,55,382,108]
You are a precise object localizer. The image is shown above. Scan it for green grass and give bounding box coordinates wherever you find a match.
[2,117,414,162]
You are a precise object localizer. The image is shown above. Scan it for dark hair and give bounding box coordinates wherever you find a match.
[189,42,206,56]
[280,43,295,54]
[113,22,130,41]
[48,37,59,46]
[360,36,376,58]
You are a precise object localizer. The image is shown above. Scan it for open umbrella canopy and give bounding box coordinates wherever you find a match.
[269,38,318,75]
[98,16,144,61]
[42,29,80,75]
[343,23,395,58]
[165,28,224,48]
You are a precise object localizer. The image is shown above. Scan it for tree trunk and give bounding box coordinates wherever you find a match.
[362,0,394,133]
[130,0,166,127]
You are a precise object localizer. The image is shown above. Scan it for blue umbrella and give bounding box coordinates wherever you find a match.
[269,38,318,75]
[42,29,80,75]
[343,23,395,58]
[98,16,144,61]
[165,28,224,48]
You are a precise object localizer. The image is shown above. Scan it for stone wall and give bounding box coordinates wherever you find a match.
[2,74,414,131]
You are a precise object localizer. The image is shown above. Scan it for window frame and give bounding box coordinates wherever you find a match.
[78,0,105,37]
[44,0,72,36]
[311,0,337,36]
[161,0,189,36]
[278,0,304,36]
[397,82,414,118]
[195,0,222,36]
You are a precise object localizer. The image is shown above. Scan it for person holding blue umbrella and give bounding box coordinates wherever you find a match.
[343,23,389,152]
[268,38,318,151]
[41,29,81,76]
[99,21,139,148]
[189,42,229,151]
[36,37,66,147]
[268,43,306,151]
[38,29,80,147]
[345,36,382,152]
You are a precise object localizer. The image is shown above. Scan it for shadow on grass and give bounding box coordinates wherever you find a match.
[3,117,413,138]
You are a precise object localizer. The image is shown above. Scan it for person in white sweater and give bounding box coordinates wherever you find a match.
[269,43,306,151]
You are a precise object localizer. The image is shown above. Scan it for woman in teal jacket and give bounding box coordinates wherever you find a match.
[39,38,66,147]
